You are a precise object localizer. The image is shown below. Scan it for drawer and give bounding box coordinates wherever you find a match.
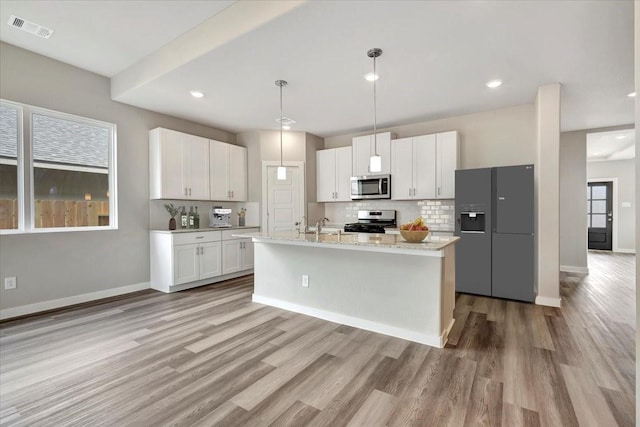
[173,230,221,246]
[222,227,259,240]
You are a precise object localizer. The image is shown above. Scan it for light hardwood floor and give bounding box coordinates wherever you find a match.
[0,251,635,426]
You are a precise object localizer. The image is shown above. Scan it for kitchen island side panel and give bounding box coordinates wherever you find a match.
[252,241,454,347]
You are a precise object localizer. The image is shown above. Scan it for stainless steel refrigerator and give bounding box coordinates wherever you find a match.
[454,165,534,302]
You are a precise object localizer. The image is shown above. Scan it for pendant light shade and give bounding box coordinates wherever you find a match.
[275,79,288,181]
[368,48,382,174]
[369,154,381,173]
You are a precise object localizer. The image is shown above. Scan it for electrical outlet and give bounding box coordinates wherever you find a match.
[4,277,17,290]
[302,275,309,288]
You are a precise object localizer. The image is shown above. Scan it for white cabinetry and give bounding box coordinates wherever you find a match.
[151,231,222,292]
[210,140,248,201]
[151,227,259,293]
[391,135,436,200]
[390,131,459,200]
[149,128,209,200]
[435,131,459,199]
[316,146,352,202]
[221,228,257,275]
[352,132,394,176]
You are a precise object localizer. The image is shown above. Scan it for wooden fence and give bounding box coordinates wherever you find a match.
[0,199,109,229]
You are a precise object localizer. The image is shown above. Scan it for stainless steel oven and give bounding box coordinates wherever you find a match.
[350,174,391,200]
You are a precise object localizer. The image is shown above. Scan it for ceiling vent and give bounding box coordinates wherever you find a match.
[275,117,296,126]
[8,15,54,39]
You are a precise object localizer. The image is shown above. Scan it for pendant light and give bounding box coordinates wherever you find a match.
[275,79,288,180]
[368,48,382,174]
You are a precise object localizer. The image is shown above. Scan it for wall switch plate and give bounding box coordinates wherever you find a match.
[4,277,17,290]
[302,275,309,288]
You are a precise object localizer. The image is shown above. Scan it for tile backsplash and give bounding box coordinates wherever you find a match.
[323,199,455,231]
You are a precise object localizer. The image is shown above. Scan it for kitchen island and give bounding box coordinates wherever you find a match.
[240,231,459,348]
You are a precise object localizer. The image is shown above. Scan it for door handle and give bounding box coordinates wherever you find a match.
[189,188,192,196]
[607,211,612,217]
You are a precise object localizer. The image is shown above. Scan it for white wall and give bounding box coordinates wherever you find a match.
[635,2,639,422]
[324,104,536,169]
[534,83,561,307]
[559,130,588,271]
[0,42,235,313]
[588,159,636,253]
[236,129,325,227]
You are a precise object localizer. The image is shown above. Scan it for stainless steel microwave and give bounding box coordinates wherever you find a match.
[350,175,391,200]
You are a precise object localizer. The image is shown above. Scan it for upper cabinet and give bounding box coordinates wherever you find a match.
[391,134,436,200]
[150,128,210,200]
[317,146,352,202]
[352,132,394,176]
[210,140,247,201]
[150,127,247,201]
[390,131,459,200]
[435,131,459,199]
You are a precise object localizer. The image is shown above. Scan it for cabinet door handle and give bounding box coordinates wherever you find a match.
[438,187,441,196]
[184,187,188,196]
[231,191,234,199]
[189,188,192,196]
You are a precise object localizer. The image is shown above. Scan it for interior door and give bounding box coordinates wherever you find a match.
[267,165,300,233]
[587,181,613,250]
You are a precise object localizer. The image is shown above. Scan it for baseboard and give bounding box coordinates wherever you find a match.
[613,248,635,254]
[0,282,151,321]
[252,294,446,348]
[535,295,562,308]
[560,265,589,274]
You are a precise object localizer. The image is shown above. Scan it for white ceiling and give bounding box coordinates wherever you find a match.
[587,129,636,162]
[0,1,635,138]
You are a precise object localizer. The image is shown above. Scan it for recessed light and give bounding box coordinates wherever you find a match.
[282,125,291,130]
[615,135,626,140]
[486,80,502,88]
[628,92,636,98]
[364,73,379,82]
[190,90,204,98]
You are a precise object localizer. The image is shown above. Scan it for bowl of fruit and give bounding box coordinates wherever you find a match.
[399,217,430,242]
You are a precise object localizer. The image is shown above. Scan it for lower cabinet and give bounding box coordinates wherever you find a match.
[222,238,254,274]
[221,228,256,275]
[174,241,222,285]
[151,227,259,293]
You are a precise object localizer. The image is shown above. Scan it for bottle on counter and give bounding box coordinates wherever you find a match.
[188,206,195,228]
[194,207,200,229]
[180,206,188,228]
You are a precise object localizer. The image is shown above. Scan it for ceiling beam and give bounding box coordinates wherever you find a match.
[110,0,306,101]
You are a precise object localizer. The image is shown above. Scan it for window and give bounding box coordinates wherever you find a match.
[0,99,117,233]
[0,103,22,230]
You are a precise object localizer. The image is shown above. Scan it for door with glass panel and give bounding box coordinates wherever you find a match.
[587,181,612,250]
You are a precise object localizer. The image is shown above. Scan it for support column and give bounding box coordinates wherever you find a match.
[535,83,561,307]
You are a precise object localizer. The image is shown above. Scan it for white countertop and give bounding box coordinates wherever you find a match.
[151,225,259,234]
[238,231,459,256]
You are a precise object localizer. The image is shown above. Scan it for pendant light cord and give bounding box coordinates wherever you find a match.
[373,53,378,156]
[280,83,284,167]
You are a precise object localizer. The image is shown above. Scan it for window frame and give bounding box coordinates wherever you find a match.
[0,99,118,234]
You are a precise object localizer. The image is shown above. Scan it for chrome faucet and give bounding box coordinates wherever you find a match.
[315,217,330,234]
